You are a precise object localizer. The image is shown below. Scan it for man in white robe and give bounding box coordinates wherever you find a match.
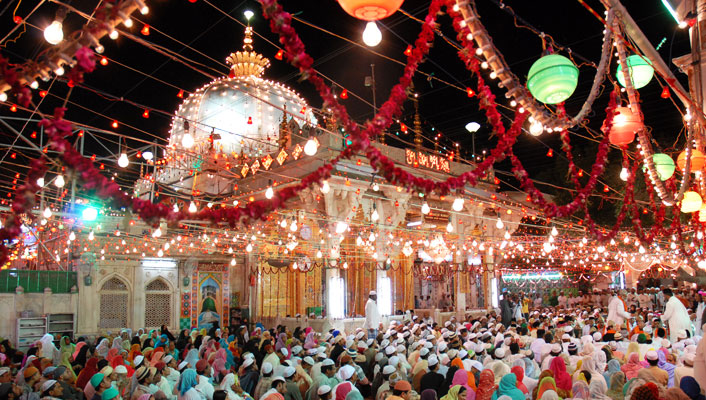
[607,290,631,329]
[364,291,381,339]
[662,288,692,342]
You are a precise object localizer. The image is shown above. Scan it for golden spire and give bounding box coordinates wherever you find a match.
[226,26,270,78]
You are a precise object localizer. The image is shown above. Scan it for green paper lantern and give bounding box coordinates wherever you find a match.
[527,54,579,104]
[651,153,675,181]
[617,55,654,89]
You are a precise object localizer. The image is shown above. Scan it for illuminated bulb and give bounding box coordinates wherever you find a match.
[37,177,44,187]
[489,71,497,79]
[231,258,236,266]
[304,137,318,156]
[152,227,162,238]
[373,183,379,191]
[421,202,430,215]
[123,18,133,28]
[109,30,119,40]
[95,45,104,53]
[244,10,254,20]
[321,180,330,194]
[117,153,129,168]
[335,221,348,234]
[54,66,64,76]
[369,232,376,242]
[265,186,274,199]
[638,245,645,254]
[188,201,197,213]
[496,218,504,229]
[619,167,629,181]
[316,250,322,258]
[551,226,558,236]
[140,6,149,14]
[510,100,517,107]
[679,20,688,29]
[30,81,39,89]
[362,22,382,47]
[142,151,153,161]
[157,249,164,257]
[0,92,7,102]
[182,133,194,148]
[280,219,287,228]
[88,231,94,241]
[44,21,64,44]
[43,207,52,218]
[371,209,379,221]
[529,120,543,136]
[54,175,65,187]
[446,221,454,232]
[452,197,464,212]
[289,220,297,232]
[69,231,76,241]
[543,242,553,253]
[504,231,511,240]
[698,231,704,240]
[246,243,253,252]
[481,61,489,69]
[343,262,348,269]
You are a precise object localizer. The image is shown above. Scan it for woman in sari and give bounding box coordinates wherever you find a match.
[475,370,496,400]
[452,369,476,400]
[491,374,524,400]
[606,372,626,400]
[548,357,572,395]
[622,353,643,380]
[572,381,590,400]
[534,377,558,400]
[603,359,621,388]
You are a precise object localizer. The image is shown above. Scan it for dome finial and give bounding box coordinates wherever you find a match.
[225,25,270,78]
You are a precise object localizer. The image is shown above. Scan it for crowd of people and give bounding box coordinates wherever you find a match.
[0,287,705,400]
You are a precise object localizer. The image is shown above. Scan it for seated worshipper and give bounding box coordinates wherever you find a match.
[490,374,524,400]
[675,354,695,388]
[220,373,247,400]
[333,365,363,400]
[89,373,111,400]
[283,367,302,400]
[440,385,467,400]
[388,381,413,400]
[606,372,626,400]
[262,377,287,400]
[679,377,705,400]
[644,351,669,387]
[623,353,644,381]
[255,363,275,400]
[132,368,155,400]
[178,369,201,400]
[239,358,260,396]
[40,379,63,400]
[419,356,445,395]
[450,369,475,400]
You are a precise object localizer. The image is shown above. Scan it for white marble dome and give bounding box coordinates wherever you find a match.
[168,74,317,157]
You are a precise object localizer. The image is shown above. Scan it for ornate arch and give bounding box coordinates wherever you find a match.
[144,277,173,328]
[98,274,131,329]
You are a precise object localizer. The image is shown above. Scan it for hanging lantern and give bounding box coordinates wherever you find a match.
[527,54,579,104]
[337,0,404,21]
[680,191,703,213]
[677,149,705,172]
[650,153,675,181]
[616,54,654,89]
[606,106,641,146]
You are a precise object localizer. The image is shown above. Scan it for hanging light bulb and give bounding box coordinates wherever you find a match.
[619,167,629,181]
[44,20,64,45]
[280,219,287,229]
[43,207,52,218]
[117,153,129,168]
[551,226,558,236]
[496,218,504,229]
[88,231,95,241]
[36,177,44,188]
[230,258,236,266]
[421,202,430,215]
[289,220,298,232]
[188,201,197,213]
[109,30,119,40]
[446,221,454,232]
[372,183,380,191]
[371,208,379,221]
[369,232,376,242]
[316,250,322,258]
[157,249,164,257]
[335,221,348,234]
[0,92,7,102]
[504,231,511,240]
[321,180,330,194]
[152,227,162,238]
[529,120,544,136]
[246,243,253,252]
[54,175,65,188]
[452,197,464,212]
[265,186,274,199]
[362,21,382,47]
[304,137,318,156]
[182,133,195,148]
[69,231,76,241]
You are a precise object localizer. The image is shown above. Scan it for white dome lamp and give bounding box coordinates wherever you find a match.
[304,137,318,156]
[182,133,195,149]
[44,8,67,45]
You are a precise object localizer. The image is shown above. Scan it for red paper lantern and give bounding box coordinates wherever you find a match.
[337,0,404,21]
[606,106,641,146]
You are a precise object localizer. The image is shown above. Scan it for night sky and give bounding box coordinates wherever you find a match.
[0,0,693,199]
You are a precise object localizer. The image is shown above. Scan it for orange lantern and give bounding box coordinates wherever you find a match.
[677,149,705,171]
[337,0,404,21]
[606,106,641,146]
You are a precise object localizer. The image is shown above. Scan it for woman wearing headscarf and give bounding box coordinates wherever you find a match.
[220,373,244,400]
[603,359,621,388]
[488,362,510,386]
[76,357,99,390]
[594,351,607,376]
[625,343,642,363]
[680,377,705,400]
[623,353,644,380]
[303,333,317,351]
[548,357,571,395]
[630,384,659,400]
[38,333,60,365]
[666,388,692,400]
[441,385,467,400]
[579,356,607,388]
[509,366,527,395]
[571,381,590,400]
[491,374,524,400]
[534,377,558,400]
[452,369,476,400]
[590,376,611,400]
[606,372,626,400]
[475,370,496,400]
[658,350,676,388]
[184,349,199,369]
[421,389,438,400]
[539,390,559,400]
[178,369,201,400]
[176,330,190,352]
[624,378,647,400]
[71,343,89,375]
[274,333,288,355]
[60,337,75,360]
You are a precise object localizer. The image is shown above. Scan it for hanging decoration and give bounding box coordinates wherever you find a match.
[605,106,641,146]
[616,54,654,89]
[336,0,404,21]
[526,53,579,104]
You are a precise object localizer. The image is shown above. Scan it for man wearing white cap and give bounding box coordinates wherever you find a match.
[306,360,339,400]
[645,350,669,386]
[364,291,381,339]
[419,355,444,394]
[254,362,275,400]
[676,353,695,386]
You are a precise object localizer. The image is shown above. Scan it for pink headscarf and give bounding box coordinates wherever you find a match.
[452,369,476,400]
[621,353,643,380]
[549,356,572,392]
[72,342,87,361]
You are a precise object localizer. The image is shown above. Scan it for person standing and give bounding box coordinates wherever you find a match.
[662,288,693,342]
[364,291,381,339]
[607,290,631,331]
